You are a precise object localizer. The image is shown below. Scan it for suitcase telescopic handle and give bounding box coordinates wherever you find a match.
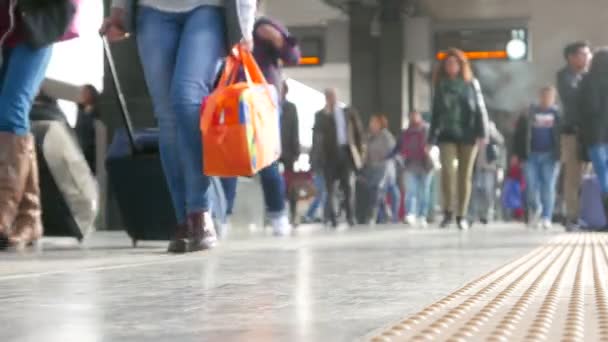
[101,36,138,154]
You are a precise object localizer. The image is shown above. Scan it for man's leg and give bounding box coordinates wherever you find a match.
[540,155,561,222]
[339,162,355,226]
[324,169,338,227]
[525,155,542,225]
[561,134,583,224]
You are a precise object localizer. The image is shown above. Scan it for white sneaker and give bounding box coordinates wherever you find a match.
[405,215,417,226]
[418,218,428,229]
[271,215,292,237]
[528,211,542,229]
[541,219,552,230]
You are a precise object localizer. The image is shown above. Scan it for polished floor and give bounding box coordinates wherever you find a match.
[0,224,558,342]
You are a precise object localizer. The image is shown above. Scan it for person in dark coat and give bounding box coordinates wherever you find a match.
[279,82,300,225]
[579,48,608,223]
[313,88,365,227]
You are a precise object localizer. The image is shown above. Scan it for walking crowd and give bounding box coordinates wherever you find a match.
[0,0,607,256]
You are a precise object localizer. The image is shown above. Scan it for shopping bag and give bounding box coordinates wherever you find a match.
[200,46,280,177]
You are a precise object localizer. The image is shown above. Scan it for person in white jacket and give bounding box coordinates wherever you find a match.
[101,0,256,254]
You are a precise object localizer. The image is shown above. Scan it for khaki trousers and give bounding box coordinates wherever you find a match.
[560,134,587,220]
[439,143,478,217]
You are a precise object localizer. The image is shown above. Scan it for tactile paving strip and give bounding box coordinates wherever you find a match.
[368,233,608,342]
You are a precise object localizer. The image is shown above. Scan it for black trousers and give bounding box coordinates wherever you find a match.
[324,147,355,226]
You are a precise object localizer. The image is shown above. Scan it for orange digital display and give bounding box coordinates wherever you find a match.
[299,56,321,66]
[436,50,508,60]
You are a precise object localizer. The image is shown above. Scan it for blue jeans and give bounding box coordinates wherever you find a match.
[219,162,286,218]
[0,44,53,135]
[525,152,560,220]
[137,6,226,223]
[403,171,432,217]
[305,172,326,219]
[378,179,401,223]
[589,144,608,195]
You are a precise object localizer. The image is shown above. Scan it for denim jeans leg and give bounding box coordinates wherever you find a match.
[136,7,188,223]
[0,44,53,135]
[404,172,419,216]
[540,156,560,220]
[589,144,608,194]
[388,181,401,222]
[171,6,227,214]
[305,173,325,219]
[259,162,286,217]
[418,173,433,217]
[525,155,542,216]
[220,177,238,215]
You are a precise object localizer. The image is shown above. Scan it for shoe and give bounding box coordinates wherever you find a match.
[0,133,32,246]
[541,218,552,230]
[528,210,542,229]
[271,214,292,237]
[405,214,417,226]
[167,223,189,254]
[479,218,489,225]
[9,138,43,250]
[187,211,217,251]
[564,219,580,232]
[418,217,428,229]
[457,217,470,231]
[440,212,453,228]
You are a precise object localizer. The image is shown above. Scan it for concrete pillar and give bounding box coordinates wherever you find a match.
[349,0,404,136]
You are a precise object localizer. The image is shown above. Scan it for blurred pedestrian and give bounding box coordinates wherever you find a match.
[314,88,365,228]
[393,111,433,227]
[101,0,257,252]
[514,86,561,229]
[75,85,101,174]
[579,48,608,224]
[468,121,504,225]
[557,41,592,230]
[428,48,489,230]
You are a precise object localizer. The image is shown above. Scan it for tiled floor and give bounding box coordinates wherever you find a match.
[0,224,557,342]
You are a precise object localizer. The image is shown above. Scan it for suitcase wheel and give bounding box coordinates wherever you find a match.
[132,239,138,248]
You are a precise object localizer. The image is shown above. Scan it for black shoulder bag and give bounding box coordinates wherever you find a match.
[18,0,75,48]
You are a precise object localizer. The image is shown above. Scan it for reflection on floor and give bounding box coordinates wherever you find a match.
[0,224,556,342]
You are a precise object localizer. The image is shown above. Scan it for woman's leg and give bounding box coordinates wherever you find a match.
[388,181,401,223]
[0,44,52,247]
[456,144,478,218]
[439,143,457,220]
[172,6,226,216]
[259,162,286,217]
[136,8,186,224]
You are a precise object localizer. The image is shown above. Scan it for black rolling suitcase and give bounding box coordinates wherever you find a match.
[31,120,99,241]
[103,38,226,247]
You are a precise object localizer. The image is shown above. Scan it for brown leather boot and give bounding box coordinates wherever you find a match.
[10,138,43,249]
[167,223,188,254]
[0,132,32,250]
[187,211,217,252]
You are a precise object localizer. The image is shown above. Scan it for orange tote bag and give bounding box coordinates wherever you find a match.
[200,46,281,177]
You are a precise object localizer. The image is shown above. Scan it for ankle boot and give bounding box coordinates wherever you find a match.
[187,211,217,251]
[0,132,32,250]
[167,222,189,254]
[10,138,43,249]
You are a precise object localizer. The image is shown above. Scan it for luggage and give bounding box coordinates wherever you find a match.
[103,37,226,247]
[579,175,607,230]
[31,120,98,241]
[200,45,280,177]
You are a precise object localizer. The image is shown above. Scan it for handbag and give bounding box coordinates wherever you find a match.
[19,0,75,48]
[200,45,281,177]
